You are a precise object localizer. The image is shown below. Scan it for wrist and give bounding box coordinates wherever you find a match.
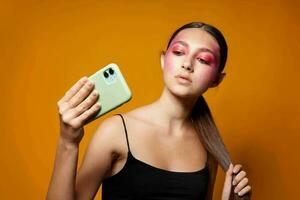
[58,137,79,151]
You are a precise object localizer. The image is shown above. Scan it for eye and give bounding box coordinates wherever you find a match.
[173,50,184,56]
[197,58,210,65]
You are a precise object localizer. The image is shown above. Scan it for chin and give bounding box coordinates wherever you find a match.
[167,86,197,99]
[163,78,206,99]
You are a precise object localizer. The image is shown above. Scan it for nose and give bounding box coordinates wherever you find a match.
[181,59,194,72]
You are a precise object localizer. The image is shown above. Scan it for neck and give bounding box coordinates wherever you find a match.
[150,87,199,134]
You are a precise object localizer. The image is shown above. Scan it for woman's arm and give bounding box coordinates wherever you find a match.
[46,115,122,200]
[74,116,124,199]
[46,138,80,200]
[46,76,112,200]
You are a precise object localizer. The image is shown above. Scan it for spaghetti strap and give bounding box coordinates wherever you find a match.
[116,114,131,152]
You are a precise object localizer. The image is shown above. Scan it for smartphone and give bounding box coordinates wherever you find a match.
[85,63,132,124]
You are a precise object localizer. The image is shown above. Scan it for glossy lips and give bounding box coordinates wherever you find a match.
[175,74,192,84]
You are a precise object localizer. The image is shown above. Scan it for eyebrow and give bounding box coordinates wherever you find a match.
[172,40,218,58]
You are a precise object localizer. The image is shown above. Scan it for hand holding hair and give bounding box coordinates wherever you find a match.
[222,163,252,200]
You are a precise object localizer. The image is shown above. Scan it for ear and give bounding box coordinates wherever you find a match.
[160,50,165,70]
[210,72,226,88]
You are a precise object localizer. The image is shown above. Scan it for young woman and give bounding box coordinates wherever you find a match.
[47,22,252,200]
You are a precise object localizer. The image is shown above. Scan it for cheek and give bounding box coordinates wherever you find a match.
[195,68,218,85]
[164,50,182,73]
[164,55,174,72]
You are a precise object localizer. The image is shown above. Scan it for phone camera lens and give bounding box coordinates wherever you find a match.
[104,71,109,78]
[109,68,114,75]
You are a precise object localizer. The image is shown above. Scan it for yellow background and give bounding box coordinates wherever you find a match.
[1,0,299,199]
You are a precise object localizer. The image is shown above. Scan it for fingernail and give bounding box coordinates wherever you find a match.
[233,168,237,173]
[88,81,93,86]
[82,77,88,82]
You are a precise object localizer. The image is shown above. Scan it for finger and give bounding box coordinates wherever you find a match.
[237,185,251,196]
[68,80,95,108]
[234,177,249,194]
[221,163,234,200]
[58,76,88,105]
[72,90,99,118]
[78,102,101,123]
[67,102,101,128]
[225,163,234,188]
[233,164,242,174]
[233,170,247,186]
[226,163,234,176]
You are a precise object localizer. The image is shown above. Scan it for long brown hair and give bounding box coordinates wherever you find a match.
[166,22,251,200]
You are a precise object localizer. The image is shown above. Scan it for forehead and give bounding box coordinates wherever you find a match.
[170,28,220,56]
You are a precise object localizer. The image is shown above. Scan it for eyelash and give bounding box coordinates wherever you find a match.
[198,58,209,65]
[173,51,183,56]
[172,51,210,65]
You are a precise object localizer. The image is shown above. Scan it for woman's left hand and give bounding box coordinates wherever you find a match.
[221,163,252,200]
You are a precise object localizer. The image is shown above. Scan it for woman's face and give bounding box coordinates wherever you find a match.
[161,28,223,99]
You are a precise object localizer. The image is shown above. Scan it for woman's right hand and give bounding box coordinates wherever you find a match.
[57,76,101,146]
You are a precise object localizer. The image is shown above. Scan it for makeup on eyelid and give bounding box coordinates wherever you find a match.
[197,54,214,63]
[172,44,215,60]
[171,49,215,64]
[172,47,186,53]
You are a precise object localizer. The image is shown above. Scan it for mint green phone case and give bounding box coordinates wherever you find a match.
[85,63,132,123]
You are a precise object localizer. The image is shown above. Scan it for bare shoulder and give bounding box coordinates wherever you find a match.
[89,103,154,155]
[95,115,124,135]
[89,115,127,157]
[89,105,153,155]
[75,115,129,198]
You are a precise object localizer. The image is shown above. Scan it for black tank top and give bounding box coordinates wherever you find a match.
[102,114,209,200]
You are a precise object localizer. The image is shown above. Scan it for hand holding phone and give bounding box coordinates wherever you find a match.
[57,76,101,145]
[57,63,131,145]
[85,63,132,124]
